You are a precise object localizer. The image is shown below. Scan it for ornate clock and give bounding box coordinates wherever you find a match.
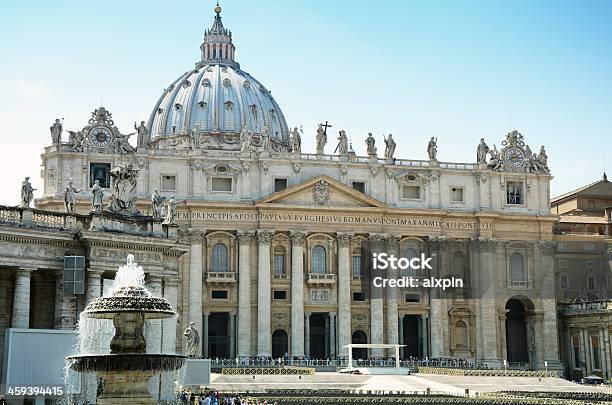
[90,126,113,147]
[504,147,524,167]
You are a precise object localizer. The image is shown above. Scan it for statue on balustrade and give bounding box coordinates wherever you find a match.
[315,124,327,154]
[427,137,438,160]
[91,180,104,212]
[384,134,396,161]
[20,177,35,208]
[184,322,200,358]
[63,180,82,213]
[334,130,349,155]
[239,125,252,153]
[151,188,165,219]
[476,138,489,164]
[163,195,177,225]
[50,118,63,144]
[365,132,377,156]
[290,126,302,153]
[134,120,150,149]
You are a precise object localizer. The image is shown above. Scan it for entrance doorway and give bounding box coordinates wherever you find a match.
[309,313,327,359]
[505,298,530,364]
[351,330,368,360]
[272,329,288,358]
[208,312,230,358]
[402,315,421,358]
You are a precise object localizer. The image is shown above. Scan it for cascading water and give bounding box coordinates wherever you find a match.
[66,254,186,405]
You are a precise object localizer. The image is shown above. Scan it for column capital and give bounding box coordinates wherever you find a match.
[203,312,210,317]
[16,267,36,277]
[257,230,273,245]
[387,235,400,248]
[290,230,307,246]
[368,232,389,242]
[237,230,256,242]
[87,268,104,278]
[469,237,497,252]
[538,240,557,256]
[179,228,206,244]
[337,232,353,248]
[329,312,336,318]
[304,312,311,317]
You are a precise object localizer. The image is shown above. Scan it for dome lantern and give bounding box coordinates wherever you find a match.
[199,2,237,68]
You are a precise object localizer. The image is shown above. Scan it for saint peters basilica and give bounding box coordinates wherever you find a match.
[3,4,611,387]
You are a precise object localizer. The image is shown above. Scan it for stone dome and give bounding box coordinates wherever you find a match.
[147,5,289,148]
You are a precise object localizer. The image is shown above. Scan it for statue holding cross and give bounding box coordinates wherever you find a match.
[316,121,332,154]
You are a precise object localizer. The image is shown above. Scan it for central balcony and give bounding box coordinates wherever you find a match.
[206,272,236,285]
[307,273,336,286]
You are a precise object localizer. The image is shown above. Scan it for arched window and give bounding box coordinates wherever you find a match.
[403,248,417,276]
[510,252,525,283]
[455,320,468,348]
[211,243,228,273]
[312,245,327,274]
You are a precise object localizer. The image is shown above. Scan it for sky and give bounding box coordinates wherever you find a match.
[0,0,611,204]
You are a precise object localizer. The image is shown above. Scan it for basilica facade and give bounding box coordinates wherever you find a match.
[1,5,563,376]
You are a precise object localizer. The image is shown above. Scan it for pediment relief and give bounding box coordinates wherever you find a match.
[202,163,241,177]
[256,175,386,208]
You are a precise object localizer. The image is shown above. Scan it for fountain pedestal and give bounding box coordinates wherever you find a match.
[97,371,156,405]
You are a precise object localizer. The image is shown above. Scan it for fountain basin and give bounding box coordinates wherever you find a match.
[66,353,186,373]
[83,296,175,319]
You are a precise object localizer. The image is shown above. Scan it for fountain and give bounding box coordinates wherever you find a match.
[66,255,186,404]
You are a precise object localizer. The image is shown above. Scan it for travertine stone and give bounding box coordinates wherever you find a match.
[336,232,352,357]
[12,268,34,328]
[257,230,272,356]
[237,230,255,356]
[290,231,306,356]
[188,231,205,356]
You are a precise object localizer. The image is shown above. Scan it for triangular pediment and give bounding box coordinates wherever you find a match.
[256,175,386,208]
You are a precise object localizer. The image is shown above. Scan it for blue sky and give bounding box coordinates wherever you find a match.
[0,0,611,203]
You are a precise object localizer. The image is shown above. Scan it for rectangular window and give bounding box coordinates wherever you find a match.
[274,254,285,275]
[353,292,365,302]
[506,181,523,205]
[211,290,228,299]
[588,276,595,290]
[89,163,111,188]
[274,178,288,192]
[211,177,232,192]
[352,181,366,193]
[402,185,421,199]
[572,336,581,368]
[273,290,287,300]
[160,175,177,191]
[560,275,568,289]
[352,255,362,278]
[450,187,464,203]
[559,259,568,269]
[405,293,420,303]
[64,256,85,295]
[592,336,601,369]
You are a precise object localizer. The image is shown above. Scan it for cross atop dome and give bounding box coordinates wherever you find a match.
[200,1,237,67]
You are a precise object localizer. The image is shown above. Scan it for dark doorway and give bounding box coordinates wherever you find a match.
[309,313,327,359]
[272,329,288,358]
[505,299,529,363]
[351,330,368,360]
[208,312,229,358]
[403,315,421,358]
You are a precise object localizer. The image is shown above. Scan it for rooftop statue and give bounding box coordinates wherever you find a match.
[151,188,165,219]
[476,138,489,164]
[135,121,150,149]
[63,180,81,214]
[91,180,104,212]
[290,127,302,153]
[50,118,63,144]
[106,163,140,215]
[162,195,177,225]
[334,130,349,155]
[240,125,252,153]
[20,177,35,208]
[316,124,328,154]
[261,125,271,151]
[67,130,83,151]
[365,132,377,156]
[427,137,438,160]
[384,134,396,161]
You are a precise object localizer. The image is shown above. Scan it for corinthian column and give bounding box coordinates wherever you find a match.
[187,230,205,356]
[368,233,386,357]
[337,232,352,357]
[386,235,400,356]
[12,268,35,328]
[257,230,273,357]
[238,230,255,357]
[290,231,306,356]
[54,268,76,329]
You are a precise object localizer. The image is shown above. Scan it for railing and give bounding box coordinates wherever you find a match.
[272,273,289,280]
[509,280,528,288]
[307,273,336,284]
[0,205,84,231]
[0,206,21,225]
[32,211,68,229]
[206,272,236,283]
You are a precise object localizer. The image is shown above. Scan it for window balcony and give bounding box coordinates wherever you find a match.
[509,280,528,289]
[307,273,336,286]
[206,272,236,285]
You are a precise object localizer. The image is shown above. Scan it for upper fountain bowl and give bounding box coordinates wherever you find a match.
[84,285,175,319]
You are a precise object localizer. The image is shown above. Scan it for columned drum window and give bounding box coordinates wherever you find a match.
[211,243,229,273]
[312,245,327,274]
[510,252,525,285]
[352,254,361,278]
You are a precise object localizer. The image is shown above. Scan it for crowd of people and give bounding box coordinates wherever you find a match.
[177,390,279,405]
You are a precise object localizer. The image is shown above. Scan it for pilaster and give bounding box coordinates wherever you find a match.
[290,231,306,356]
[237,230,255,356]
[336,232,352,357]
[257,230,272,357]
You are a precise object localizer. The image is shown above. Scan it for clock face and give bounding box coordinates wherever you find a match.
[504,147,525,167]
[90,126,112,147]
